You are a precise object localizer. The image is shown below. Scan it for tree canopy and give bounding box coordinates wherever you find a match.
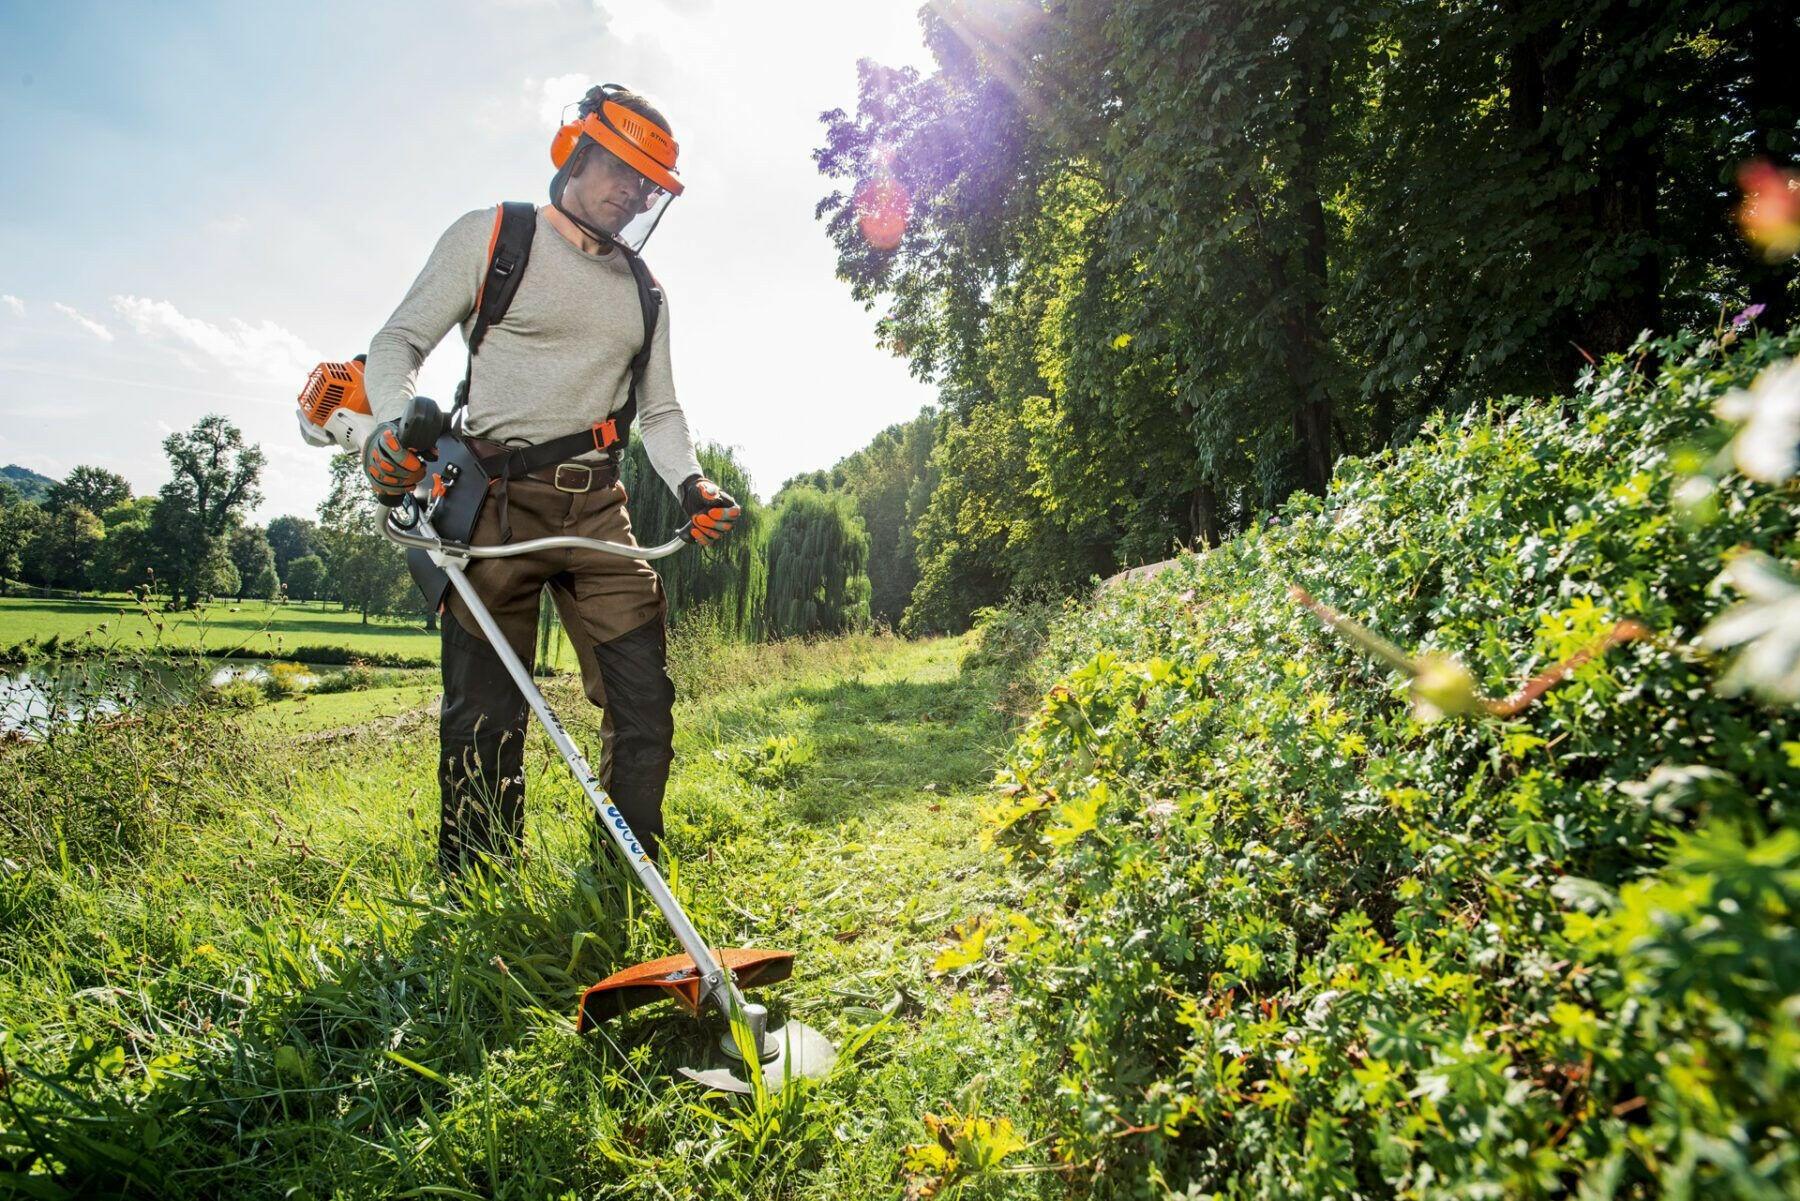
[814,0,1798,630]
[43,466,131,518]
[155,415,266,607]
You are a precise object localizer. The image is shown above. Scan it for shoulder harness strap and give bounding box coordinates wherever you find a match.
[615,248,662,446]
[452,201,538,423]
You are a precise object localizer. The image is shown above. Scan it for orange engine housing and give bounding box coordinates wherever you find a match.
[298,359,370,427]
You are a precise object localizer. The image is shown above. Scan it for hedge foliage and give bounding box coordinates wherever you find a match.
[988,330,1800,1198]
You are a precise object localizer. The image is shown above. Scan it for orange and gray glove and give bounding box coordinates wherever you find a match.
[363,420,427,503]
[679,474,742,546]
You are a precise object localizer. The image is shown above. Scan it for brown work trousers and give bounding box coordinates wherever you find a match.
[438,472,673,875]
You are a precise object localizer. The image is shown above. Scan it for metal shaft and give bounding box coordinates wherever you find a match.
[429,525,748,1023]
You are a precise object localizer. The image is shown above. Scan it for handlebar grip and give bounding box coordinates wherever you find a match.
[397,396,446,456]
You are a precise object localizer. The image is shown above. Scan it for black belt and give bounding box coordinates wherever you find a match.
[463,425,624,540]
[465,418,624,481]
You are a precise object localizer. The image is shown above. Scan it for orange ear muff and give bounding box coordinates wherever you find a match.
[550,121,583,169]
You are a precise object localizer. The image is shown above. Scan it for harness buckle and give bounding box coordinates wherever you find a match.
[592,419,619,452]
[553,462,594,493]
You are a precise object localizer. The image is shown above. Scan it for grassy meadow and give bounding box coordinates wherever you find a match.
[1,630,1054,1199]
[240,683,444,735]
[0,596,441,665]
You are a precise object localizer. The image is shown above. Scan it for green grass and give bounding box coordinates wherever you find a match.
[242,682,441,735]
[0,595,440,664]
[0,630,1055,1199]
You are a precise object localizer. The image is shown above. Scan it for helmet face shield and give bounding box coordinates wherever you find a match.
[549,90,683,254]
[570,139,674,253]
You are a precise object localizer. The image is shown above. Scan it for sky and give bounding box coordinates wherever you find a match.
[0,0,939,521]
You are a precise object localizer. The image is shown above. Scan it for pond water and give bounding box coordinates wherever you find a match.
[0,661,325,737]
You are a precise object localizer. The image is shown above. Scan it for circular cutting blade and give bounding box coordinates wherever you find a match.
[677,1021,838,1095]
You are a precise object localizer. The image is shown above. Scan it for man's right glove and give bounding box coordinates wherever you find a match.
[679,474,742,546]
[363,419,427,501]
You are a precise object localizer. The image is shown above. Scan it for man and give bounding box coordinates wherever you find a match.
[360,83,740,873]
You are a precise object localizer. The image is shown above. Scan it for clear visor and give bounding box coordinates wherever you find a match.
[569,140,675,253]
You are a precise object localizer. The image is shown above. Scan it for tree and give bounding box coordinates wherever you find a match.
[91,498,162,595]
[620,440,768,638]
[284,554,328,603]
[101,496,157,529]
[153,415,266,607]
[762,487,871,638]
[0,481,44,595]
[44,465,132,517]
[812,0,1794,631]
[150,499,238,602]
[316,452,410,623]
[228,525,279,600]
[21,504,104,591]
[266,515,319,579]
[780,410,938,627]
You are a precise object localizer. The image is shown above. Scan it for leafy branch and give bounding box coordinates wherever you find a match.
[1289,585,1650,721]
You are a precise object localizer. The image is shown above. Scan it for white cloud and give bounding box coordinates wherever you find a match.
[532,72,594,129]
[1,295,23,317]
[111,295,319,385]
[592,0,698,42]
[52,302,114,341]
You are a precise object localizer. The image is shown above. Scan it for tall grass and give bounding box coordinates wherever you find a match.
[665,605,900,697]
[1,627,1051,1198]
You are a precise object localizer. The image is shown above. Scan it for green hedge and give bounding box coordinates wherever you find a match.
[0,639,435,669]
[988,331,1800,1197]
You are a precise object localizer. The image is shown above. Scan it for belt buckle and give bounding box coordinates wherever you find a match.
[553,462,593,493]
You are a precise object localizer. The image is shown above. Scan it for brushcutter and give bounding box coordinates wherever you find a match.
[296,370,836,1094]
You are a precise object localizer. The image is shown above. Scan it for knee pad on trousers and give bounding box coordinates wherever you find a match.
[440,613,529,742]
[593,617,675,767]
[591,616,675,861]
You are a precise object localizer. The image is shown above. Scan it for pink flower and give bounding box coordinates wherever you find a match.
[1732,303,1767,330]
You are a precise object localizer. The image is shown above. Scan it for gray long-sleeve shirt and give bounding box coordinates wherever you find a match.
[365,206,704,494]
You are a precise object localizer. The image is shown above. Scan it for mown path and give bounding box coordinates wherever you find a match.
[538,632,1051,1198]
[2,633,1055,1199]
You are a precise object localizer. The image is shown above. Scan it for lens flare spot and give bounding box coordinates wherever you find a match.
[856,177,911,251]
[1737,159,1800,261]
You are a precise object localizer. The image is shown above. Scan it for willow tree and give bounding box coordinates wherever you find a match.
[619,440,766,639]
[761,487,871,638]
[781,409,939,626]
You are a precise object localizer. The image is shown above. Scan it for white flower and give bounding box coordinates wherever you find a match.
[1717,357,1800,483]
[1700,552,1800,702]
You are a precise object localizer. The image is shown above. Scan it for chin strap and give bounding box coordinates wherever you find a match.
[552,200,619,252]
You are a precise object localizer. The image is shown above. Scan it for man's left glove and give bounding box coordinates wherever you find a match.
[679,474,742,546]
[363,420,428,501]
